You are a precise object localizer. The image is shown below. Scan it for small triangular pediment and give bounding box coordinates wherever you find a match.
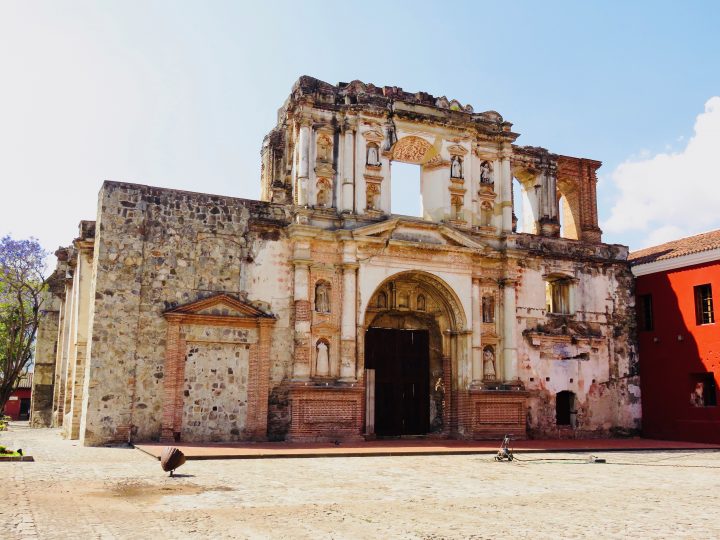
[164,293,272,319]
[352,218,485,251]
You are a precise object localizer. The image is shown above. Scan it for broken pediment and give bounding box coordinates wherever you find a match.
[164,293,274,321]
[352,219,486,251]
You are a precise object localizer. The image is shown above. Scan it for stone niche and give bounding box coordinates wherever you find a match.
[160,293,275,443]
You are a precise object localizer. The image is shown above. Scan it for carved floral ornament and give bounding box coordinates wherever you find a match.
[391,136,434,164]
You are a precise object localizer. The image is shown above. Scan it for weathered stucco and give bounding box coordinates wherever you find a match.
[34,76,640,444]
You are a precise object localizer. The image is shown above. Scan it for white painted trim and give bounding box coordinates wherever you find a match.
[631,248,720,276]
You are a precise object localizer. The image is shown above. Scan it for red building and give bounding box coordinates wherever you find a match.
[630,231,720,443]
[4,373,32,421]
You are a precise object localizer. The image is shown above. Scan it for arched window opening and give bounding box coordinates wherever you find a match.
[556,390,576,426]
[558,192,579,240]
[546,277,572,315]
[390,161,423,217]
[512,178,528,233]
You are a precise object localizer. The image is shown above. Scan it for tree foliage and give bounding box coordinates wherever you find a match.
[0,235,47,415]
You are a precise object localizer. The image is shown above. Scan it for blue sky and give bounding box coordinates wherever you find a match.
[2,1,719,256]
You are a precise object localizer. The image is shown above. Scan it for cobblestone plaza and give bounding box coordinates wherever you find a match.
[3,424,719,539]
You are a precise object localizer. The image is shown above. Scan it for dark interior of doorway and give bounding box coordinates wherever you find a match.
[366,327,430,436]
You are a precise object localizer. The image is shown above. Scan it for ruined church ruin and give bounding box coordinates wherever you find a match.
[32,76,641,444]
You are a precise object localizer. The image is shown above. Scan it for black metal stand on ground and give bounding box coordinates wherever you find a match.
[494,434,514,462]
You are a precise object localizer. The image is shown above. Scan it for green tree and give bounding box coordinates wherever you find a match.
[0,235,48,415]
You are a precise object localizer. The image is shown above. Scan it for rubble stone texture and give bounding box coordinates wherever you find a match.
[32,76,640,445]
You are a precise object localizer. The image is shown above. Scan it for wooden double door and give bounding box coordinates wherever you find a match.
[366,328,430,436]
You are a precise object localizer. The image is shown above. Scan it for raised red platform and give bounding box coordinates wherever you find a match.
[134,438,720,460]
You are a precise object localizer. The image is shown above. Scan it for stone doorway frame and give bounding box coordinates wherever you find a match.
[159,294,275,442]
[361,270,468,438]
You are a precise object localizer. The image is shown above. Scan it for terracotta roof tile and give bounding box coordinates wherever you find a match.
[16,373,33,389]
[629,229,720,266]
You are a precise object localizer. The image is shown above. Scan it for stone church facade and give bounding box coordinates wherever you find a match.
[32,76,640,445]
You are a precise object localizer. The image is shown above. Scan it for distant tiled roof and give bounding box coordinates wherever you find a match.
[629,229,720,266]
[15,373,33,389]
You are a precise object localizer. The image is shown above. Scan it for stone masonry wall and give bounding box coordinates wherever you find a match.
[81,181,291,445]
[515,244,640,437]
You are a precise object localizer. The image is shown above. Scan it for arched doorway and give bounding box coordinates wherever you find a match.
[362,271,467,437]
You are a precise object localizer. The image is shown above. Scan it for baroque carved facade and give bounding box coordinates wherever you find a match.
[32,76,640,444]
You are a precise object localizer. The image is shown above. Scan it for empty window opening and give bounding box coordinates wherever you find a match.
[390,161,423,217]
[512,178,524,232]
[557,192,579,240]
[556,390,576,426]
[638,294,654,331]
[694,284,715,325]
[546,277,572,315]
[690,373,717,407]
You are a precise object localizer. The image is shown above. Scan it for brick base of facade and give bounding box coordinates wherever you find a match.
[456,390,528,440]
[287,383,365,442]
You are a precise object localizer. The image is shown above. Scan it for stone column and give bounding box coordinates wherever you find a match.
[501,156,513,232]
[340,263,358,381]
[341,124,355,213]
[292,260,312,380]
[68,244,93,439]
[547,164,559,221]
[297,120,311,206]
[30,291,61,427]
[53,279,72,425]
[471,278,482,383]
[502,279,518,382]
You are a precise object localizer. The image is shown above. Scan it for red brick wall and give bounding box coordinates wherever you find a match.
[287,384,364,441]
[457,390,527,439]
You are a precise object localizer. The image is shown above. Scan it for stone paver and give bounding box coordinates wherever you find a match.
[2,423,720,539]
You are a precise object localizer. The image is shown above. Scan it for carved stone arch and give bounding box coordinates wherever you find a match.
[362,270,469,437]
[363,270,467,333]
[556,177,581,240]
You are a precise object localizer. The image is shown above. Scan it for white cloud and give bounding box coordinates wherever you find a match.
[605,97,720,248]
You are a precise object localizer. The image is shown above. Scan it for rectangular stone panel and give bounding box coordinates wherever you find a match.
[181,343,250,442]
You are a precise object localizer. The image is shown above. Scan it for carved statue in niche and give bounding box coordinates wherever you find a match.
[417,294,426,311]
[316,178,331,208]
[316,340,330,377]
[483,346,496,380]
[377,291,387,309]
[366,183,380,210]
[480,161,493,184]
[316,135,332,163]
[482,295,495,323]
[316,188,328,207]
[398,293,408,308]
[451,156,463,178]
[315,281,330,313]
[366,143,380,166]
